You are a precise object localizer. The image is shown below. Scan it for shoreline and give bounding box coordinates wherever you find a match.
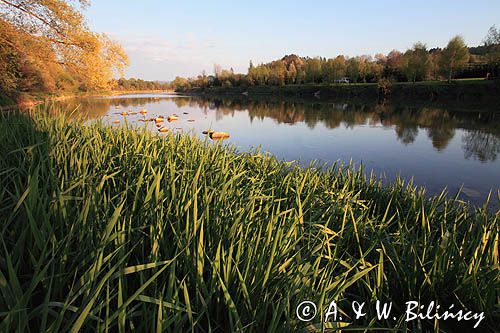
[0,90,174,110]
[180,80,500,108]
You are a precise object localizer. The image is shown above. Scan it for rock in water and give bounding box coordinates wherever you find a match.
[210,132,230,140]
[462,187,481,198]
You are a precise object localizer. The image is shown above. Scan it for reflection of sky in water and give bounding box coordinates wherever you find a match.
[54,94,500,208]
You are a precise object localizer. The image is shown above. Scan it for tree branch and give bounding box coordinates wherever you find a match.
[0,0,73,43]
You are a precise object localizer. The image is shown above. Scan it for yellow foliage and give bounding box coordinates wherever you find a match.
[0,0,129,93]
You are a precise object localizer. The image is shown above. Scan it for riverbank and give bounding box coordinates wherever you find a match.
[182,79,500,107]
[0,90,172,110]
[1,111,498,332]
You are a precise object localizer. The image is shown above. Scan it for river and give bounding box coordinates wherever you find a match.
[52,93,500,208]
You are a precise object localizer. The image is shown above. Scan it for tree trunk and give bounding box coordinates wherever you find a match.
[448,59,455,83]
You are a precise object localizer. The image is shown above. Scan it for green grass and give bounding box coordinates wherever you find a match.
[0,93,15,107]
[407,78,491,85]
[0,111,499,332]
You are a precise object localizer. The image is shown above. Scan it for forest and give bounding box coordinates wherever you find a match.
[173,28,500,90]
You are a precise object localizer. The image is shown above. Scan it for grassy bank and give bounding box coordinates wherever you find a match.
[0,112,498,332]
[183,80,500,106]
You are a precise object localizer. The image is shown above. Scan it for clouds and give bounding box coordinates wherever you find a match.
[86,0,498,81]
[115,33,214,62]
[107,32,224,79]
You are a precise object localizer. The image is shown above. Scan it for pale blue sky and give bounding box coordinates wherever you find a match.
[85,0,499,81]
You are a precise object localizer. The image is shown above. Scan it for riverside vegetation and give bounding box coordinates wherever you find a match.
[2,0,500,108]
[0,111,498,332]
[172,28,500,92]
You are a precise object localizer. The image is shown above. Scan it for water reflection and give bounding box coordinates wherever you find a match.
[462,131,500,162]
[178,97,500,159]
[54,94,500,162]
[48,95,166,120]
[51,94,500,207]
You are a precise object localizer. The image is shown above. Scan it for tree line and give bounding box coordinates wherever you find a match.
[174,28,500,90]
[112,78,170,91]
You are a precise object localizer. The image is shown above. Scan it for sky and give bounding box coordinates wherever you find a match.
[85,0,500,81]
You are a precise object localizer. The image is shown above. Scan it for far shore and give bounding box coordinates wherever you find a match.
[3,79,500,111]
[180,79,500,107]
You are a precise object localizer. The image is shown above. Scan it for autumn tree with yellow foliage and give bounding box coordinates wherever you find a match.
[0,0,128,102]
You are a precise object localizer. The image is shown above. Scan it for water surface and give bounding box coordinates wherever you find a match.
[53,93,500,208]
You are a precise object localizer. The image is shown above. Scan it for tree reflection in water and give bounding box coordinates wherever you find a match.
[462,131,500,162]
[50,95,500,162]
[194,97,500,159]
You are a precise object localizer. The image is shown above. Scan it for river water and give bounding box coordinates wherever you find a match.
[52,93,500,208]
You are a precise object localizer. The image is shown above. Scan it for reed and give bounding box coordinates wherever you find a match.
[0,111,498,332]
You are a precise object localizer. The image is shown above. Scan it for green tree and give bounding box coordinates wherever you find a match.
[369,60,384,81]
[483,26,500,77]
[332,55,347,80]
[323,58,336,83]
[403,42,430,83]
[270,61,286,85]
[439,36,470,82]
[346,57,360,83]
[483,25,500,46]
[172,76,190,90]
[305,58,322,83]
[322,56,347,83]
[357,56,370,82]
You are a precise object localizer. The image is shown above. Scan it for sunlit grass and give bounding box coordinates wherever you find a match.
[0,111,498,332]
